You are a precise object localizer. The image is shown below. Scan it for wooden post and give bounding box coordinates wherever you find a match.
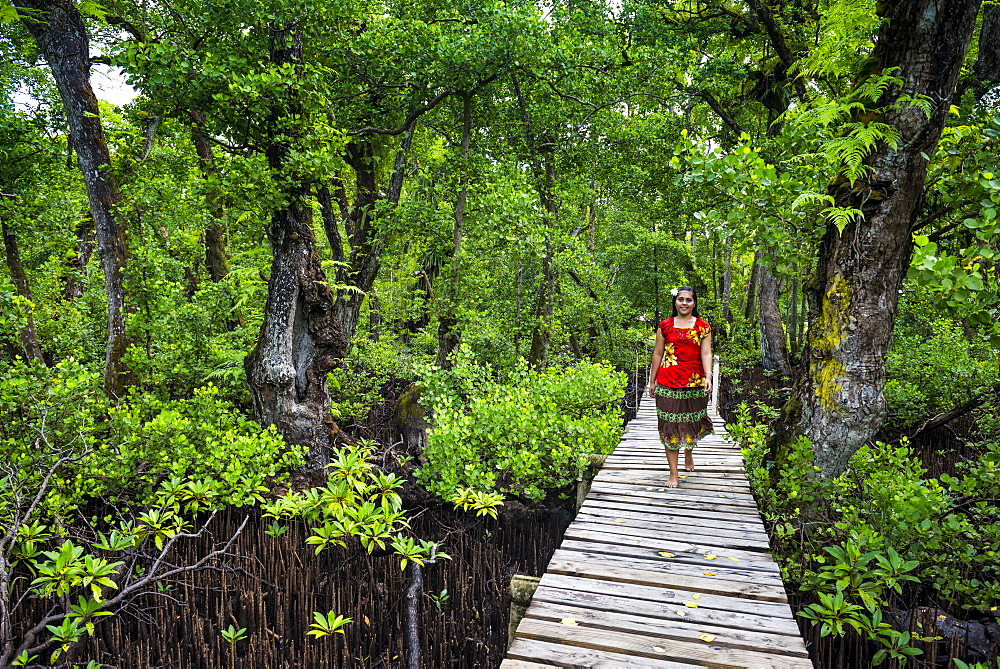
[508,574,540,648]
[711,354,721,414]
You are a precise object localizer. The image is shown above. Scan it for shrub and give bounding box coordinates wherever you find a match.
[415,346,626,502]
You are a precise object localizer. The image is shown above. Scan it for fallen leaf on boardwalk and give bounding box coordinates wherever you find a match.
[728,556,741,561]
[646,487,654,490]
[614,519,626,523]
[675,610,687,617]
[658,488,666,491]
[658,552,676,557]
[697,634,716,643]
[651,646,667,654]
[578,534,589,538]
[718,494,726,497]
[692,594,701,599]
[684,601,698,608]
[560,617,579,626]
[704,554,718,560]
[703,572,716,576]
[679,475,687,478]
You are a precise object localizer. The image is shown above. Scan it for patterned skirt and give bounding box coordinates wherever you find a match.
[655,385,713,451]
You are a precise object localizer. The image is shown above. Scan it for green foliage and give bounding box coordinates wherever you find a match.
[415,346,626,502]
[733,407,1000,660]
[307,611,352,638]
[883,313,998,429]
[0,358,302,511]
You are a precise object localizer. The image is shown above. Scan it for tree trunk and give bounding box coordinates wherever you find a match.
[758,252,790,377]
[16,0,131,398]
[333,129,415,342]
[773,0,982,478]
[743,250,760,324]
[0,220,44,363]
[721,236,734,324]
[245,22,349,470]
[436,94,472,369]
[189,109,231,283]
[61,217,95,300]
[971,2,1000,101]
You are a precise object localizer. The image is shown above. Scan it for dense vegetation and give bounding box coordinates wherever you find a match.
[1,0,999,665]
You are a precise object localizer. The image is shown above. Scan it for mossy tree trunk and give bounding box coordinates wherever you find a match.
[770,0,982,478]
[16,0,131,397]
[245,22,349,470]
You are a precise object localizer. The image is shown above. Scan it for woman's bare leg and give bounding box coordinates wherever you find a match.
[665,449,680,487]
[685,447,695,472]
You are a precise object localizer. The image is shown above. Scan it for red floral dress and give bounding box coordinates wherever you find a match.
[656,317,712,388]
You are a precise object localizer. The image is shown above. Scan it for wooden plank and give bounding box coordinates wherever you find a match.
[515,619,812,668]
[557,540,782,577]
[574,505,768,536]
[578,498,767,526]
[561,528,778,566]
[524,600,810,657]
[567,520,772,552]
[542,559,789,604]
[507,638,695,668]
[531,585,801,637]
[500,660,558,668]
[552,546,784,584]
[591,481,757,503]
[584,491,762,517]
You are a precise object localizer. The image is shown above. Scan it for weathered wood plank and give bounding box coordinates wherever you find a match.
[524,600,809,657]
[574,505,768,536]
[556,540,782,578]
[567,520,772,552]
[552,546,784,584]
[530,585,801,637]
[541,561,789,605]
[515,619,812,668]
[507,638,694,668]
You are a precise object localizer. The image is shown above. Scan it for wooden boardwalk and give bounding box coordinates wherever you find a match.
[503,397,812,668]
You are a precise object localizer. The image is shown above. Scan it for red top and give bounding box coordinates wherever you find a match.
[656,317,712,388]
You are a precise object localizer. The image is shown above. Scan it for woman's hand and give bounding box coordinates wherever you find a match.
[647,384,655,398]
[704,376,713,395]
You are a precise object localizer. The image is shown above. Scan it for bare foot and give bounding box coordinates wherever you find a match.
[685,453,695,472]
[666,476,679,488]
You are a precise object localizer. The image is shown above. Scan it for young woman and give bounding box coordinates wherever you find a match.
[646,287,714,487]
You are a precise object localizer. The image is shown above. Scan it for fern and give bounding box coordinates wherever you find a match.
[823,206,864,234]
[791,191,836,211]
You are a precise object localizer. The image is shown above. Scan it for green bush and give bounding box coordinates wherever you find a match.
[732,404,1000,657]
[883,316,997,429]
[415,346,626,502]
[0,358,303,512]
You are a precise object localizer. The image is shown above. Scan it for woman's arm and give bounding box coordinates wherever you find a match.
[700,330,714,395]
[647,327,664,397]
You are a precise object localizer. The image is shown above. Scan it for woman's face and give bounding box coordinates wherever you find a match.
[675,290,695,316]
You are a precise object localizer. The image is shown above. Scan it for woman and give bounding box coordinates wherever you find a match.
[646,287,714,488]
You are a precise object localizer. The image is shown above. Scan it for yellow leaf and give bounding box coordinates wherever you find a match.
[646,487,654,490]
[678,475,687,478]
[698,633,716,643]
[728,557,740,561]
[704,554,717,560]
[652,645,667,654]
[692,594,701,599]
[658,552,676,557]
[992,607,997,611]
[676,610,687,617]
[614,519,625,524]
[703,572,716,576]
[684,601,698,608]
[364,616,370,626]
[938,615,947,620]
[658,488,666,491]
[561,617,579,626]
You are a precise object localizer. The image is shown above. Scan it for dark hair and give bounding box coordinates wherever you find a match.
[670,286,701,318]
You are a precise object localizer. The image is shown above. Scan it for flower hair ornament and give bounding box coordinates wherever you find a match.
[670,288,679,296]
